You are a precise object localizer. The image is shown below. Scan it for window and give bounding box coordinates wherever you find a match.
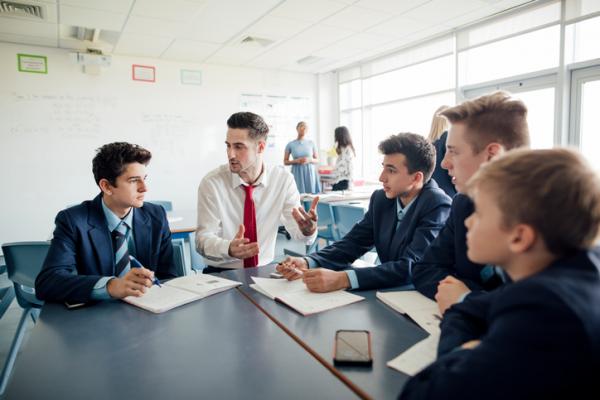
[336,0,600,181]
[363,55,454,106]
[464,75,556,149]
[458,26,560,86]
[580,79,600,170]
[565,15,600,63]
[362,91,455,179]
[339,80,361,110]
[571,66,600,171]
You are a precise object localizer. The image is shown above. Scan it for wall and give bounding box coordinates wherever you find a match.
[0,42,317,248]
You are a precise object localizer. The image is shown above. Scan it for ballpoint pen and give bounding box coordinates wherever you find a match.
[129,255,162,287]
[278,262,304,276]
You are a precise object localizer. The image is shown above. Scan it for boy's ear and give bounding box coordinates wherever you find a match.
[509,224,537,253]
[486,142,504,161]
[98,178,113,195]
[411,170,424,185]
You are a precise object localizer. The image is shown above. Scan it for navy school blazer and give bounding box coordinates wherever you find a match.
[400,247,600,400]
[35,194,177,303]
[411,194,504,299]
[308,179,452,290]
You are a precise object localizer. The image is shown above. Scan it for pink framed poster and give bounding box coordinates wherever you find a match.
[132,64,155,82]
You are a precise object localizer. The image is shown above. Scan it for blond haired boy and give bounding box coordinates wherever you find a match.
[400,148,600,399]
[411,91,530,312]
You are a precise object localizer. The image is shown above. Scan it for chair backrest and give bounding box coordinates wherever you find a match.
[147,200,173,212]
[333,205,366,238]
[315,202,339,241]
[1,242,50,308]
[171,239,186,277]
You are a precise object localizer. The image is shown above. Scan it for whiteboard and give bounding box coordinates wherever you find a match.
[0,43,317,249]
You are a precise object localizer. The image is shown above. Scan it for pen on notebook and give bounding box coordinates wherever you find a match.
[129,255,162,287]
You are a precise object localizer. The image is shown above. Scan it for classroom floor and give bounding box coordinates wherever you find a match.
[0,233,308,397]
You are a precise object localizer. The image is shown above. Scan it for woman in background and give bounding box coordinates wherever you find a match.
[331,126,355,191]
[428,105,456,197]
[284,121,321,194]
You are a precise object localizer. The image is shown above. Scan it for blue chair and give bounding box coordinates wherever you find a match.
[147,200,173,212]
[171,239,187,276]
[0,263,16,321]
[0,241,49,395]
[332,205,366,238]
[306,202,340,252]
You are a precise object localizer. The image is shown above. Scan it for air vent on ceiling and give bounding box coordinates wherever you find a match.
[239,35,275,48]
[296,55,324,65]
[0,1,43,19]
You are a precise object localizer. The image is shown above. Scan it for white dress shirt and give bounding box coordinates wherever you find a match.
[196,163,317,269]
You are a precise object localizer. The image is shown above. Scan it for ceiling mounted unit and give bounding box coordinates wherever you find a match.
[0,1,43,19]
[296,55,323,65]
[239,36,275,48]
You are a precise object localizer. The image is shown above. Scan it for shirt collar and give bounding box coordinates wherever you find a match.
[230,163,269,189]
[396,196,416,221]
[101,198,133,232]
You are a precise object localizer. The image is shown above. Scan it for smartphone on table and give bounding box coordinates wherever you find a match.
[333,329,373,367]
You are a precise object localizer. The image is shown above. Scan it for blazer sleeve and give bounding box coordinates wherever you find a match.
[307,195,377,270]
[155,206,177,279]
[437,291,493,356]
[353,193,451,290]
[399,284,587,400]
[35,210,103,303]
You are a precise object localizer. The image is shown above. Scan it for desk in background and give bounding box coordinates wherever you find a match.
[220,264,427,400]
[5,290,360,400]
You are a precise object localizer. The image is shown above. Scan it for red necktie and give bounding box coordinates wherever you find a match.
[242,184,259,268]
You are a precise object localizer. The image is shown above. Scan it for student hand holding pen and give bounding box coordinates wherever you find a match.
[106,257,158,299]
[276,256,308,280]
[277,257,350,292]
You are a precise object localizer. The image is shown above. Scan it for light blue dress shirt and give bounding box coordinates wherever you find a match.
[307,197,415,290]
[90,200,135,300]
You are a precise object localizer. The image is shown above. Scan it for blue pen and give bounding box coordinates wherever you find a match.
[129,255,162,287]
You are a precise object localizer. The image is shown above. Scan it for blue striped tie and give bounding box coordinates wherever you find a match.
[112,223,131,277]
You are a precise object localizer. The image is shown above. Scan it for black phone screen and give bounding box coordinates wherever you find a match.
[334,330,372,366]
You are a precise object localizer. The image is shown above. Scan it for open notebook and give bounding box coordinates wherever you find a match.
[377,290,441,376]
[250,276,364,316]
[376,290,441,335]
[123,274,241,314]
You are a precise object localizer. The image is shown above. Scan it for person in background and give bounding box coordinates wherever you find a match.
[284,121,321,194]
[428,105,456,198]
[400,148,600,400]
[331,126,355,191]
[36,142,177,304]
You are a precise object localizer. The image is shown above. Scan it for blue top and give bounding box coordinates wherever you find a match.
[285,139,321,194]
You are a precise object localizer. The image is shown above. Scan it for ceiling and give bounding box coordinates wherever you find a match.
[0,0,538,74]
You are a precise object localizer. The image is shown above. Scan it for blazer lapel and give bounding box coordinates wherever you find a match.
[133,207,151,266]
[87,194,114,276]
[378,199,397,261]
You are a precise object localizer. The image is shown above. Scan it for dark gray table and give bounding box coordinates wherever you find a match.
[4,289,359,400]
[220,265,429,400]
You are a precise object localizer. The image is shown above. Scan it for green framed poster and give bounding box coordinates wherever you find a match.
[17,53,48,74]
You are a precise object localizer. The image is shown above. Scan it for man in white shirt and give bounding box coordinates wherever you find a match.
[196,111,318,272]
